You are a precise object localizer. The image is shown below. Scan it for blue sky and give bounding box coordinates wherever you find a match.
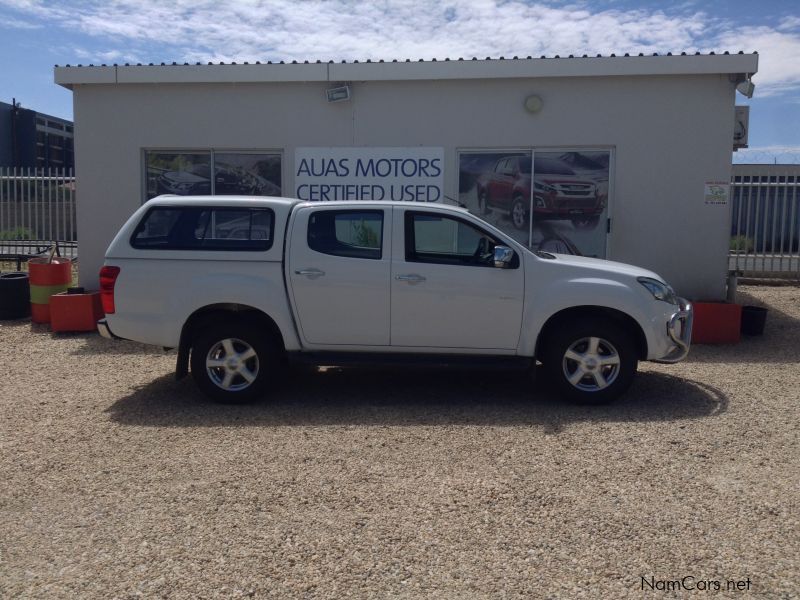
[1,0,799,163]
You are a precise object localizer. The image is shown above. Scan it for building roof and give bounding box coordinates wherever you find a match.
[55,52,758,88]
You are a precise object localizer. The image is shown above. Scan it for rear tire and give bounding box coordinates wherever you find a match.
[542,318,637,404]
[190,318,280,403]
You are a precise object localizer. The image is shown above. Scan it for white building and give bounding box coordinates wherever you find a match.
[55,52,758,299]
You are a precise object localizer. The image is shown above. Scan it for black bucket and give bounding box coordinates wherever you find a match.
[741,305,768,336]
[0,272,31,319]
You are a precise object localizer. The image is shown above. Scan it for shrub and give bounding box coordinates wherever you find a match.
[0,227,34,240]
[729,235,754,253]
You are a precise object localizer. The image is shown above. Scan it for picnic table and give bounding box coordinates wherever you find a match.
[0,241,77,270]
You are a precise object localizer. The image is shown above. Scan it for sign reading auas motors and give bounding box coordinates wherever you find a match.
[295,147,444,202]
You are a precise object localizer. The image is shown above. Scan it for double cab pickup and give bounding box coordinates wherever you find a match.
[98,196,692,404]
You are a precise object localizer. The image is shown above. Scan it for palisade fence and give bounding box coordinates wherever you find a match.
[730,168,800,279]
[0,167,77,252]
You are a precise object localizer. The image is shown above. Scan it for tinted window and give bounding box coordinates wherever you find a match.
[405,212,506,267]
[307,210,383,260]
[131,207,274,251]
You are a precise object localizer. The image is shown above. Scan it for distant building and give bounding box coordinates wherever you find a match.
[0,100,74,170]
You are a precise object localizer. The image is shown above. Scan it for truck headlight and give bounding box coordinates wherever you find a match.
[638,277,678,304]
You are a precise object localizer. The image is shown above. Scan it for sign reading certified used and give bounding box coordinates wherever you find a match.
[295,147,444,202]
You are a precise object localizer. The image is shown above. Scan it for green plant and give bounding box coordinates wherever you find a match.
[0,226,34,240]
[729,235,754,253]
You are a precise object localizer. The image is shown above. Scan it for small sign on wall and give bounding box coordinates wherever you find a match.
[704,182,730,205]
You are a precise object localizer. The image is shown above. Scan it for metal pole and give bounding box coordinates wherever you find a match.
[790,174,799,276]
[778,172,788,272]
[47,166,52,240]
[70,167,75,242]
[761,169,770,273]
[743,172,754,273]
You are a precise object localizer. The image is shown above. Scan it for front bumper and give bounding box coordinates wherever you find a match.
[653,297,693,364]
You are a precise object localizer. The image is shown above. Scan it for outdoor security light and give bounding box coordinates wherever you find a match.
[736,79,755,98]
[524,94,543,113]
[326,85,351,102]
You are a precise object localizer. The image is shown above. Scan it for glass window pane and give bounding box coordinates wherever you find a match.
[308,210,383,259]
[131,208,183,247]
[406,213,501,267]
[213,153,282,196]
[132,207,273,250]
[145,152,211,200]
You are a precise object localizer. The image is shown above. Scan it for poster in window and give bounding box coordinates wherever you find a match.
[458,150,610,258]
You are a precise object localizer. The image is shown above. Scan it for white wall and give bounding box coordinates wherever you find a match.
[73,73,736,298]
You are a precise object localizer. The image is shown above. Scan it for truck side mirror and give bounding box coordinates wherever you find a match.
[493,246,515,268]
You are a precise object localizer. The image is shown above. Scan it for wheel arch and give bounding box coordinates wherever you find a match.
[176,303,285,380]
[534,305,648,362]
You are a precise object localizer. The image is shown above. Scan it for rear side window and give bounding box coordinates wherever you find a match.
[131,206,274,251]
[307,210,383,260]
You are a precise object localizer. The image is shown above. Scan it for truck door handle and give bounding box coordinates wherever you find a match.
[395,274,426,283]
[295,268,325,278]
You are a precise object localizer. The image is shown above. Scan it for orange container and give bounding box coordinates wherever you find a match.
[28,258,73,323]
[50,291,105,332]
[691,302,742,344]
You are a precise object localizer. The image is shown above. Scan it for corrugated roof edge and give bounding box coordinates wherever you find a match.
[54,52,759,88]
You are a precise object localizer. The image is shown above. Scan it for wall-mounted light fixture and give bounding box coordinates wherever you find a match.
[326,85,351,102]
[524,94,543,113]
[736,79,755,98]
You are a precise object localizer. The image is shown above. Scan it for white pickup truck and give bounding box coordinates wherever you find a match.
[98,196,692,404]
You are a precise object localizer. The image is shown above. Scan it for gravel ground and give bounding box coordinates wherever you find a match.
[1,285,798,599]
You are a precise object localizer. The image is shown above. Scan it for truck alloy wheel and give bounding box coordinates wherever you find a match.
[205,337,259,392]
[544,318,636,404]
[561,336,620,392]
[190,320,276,403]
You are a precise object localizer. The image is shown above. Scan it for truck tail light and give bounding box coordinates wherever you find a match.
[99,266,120,314]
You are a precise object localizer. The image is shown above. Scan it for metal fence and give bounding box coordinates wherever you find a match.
[0,167,76,243]
[730,166,800,279]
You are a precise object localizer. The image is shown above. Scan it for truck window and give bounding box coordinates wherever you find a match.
[131,206,274,251]
[307,210,383,260]
[404,212,505,267]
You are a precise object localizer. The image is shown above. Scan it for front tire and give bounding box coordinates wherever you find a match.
[190,319,279,403]
[543,318,637,404]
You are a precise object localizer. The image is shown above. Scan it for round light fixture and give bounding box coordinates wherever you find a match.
[524,94,543,113]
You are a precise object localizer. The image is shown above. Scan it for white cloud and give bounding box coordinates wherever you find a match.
[2,0,799,95]
[0,14,40,29]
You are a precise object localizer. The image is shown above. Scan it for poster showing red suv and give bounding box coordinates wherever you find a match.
[458,150,610,258]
